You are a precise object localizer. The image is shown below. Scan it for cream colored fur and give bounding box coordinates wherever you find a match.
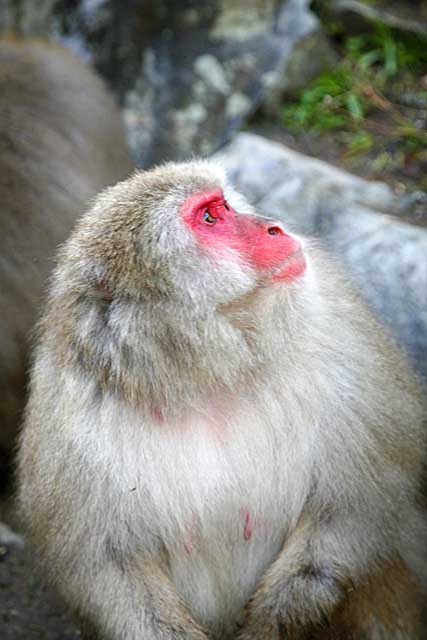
[18,162,426,640]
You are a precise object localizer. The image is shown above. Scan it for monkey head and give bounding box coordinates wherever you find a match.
[47,161,307,409]
[65,161,305,303]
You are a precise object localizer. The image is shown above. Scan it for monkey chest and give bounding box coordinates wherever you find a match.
[138,418,299,635]
[164,489,286,637]
[167,510,285,637]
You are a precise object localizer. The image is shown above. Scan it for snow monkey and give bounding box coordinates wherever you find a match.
[0,35,133,486]
[18,161,426,639]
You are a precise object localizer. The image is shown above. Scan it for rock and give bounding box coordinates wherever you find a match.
[216,133,394,230]
[216,133,427,379]
[261,28,338,115]
[0,523,24,548]
[322,206,427,382]
[329,0,427,36]
[0,0,319,166]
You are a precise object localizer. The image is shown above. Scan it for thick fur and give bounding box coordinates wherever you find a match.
[0,35,133,478]
[18,162,426,639]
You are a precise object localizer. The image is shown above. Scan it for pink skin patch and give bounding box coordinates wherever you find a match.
[150,399,231,445]
[183,537,193,555]
[243,510,253,541]
[239,508,270,540]
[181,190,306,282]
[271,250,307,282]
[151,408,165,424]
[183,515,197,555]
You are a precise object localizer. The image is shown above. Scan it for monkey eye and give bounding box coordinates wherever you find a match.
[202,210,217,225]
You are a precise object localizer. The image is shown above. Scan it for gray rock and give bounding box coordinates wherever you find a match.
[0,0,318,166]
[0,522,24,548]
[217,133,427,380]
[216,133,395,231]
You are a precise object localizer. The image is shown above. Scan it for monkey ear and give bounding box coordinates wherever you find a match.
[94,277,114,304]
[86,265,114,304]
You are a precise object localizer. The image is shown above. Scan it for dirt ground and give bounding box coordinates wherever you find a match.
[0,537,81,639]
[0,490,77,637]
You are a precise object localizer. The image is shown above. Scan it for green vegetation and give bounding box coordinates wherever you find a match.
[282,22,427,169]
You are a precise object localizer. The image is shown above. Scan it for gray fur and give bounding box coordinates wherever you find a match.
[0,35,133,470]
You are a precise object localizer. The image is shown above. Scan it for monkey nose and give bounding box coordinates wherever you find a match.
[242,214,286,234]
[252,214,287,237]
[259,218,287,238]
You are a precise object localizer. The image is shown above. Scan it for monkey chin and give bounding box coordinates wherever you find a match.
[271,248,306,283]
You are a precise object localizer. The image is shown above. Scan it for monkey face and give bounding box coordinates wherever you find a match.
[58,160,307,321]
[180,187,306,286]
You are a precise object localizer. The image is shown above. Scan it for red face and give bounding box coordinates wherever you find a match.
[181,189,306,283]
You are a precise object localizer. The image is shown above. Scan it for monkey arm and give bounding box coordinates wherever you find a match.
[72,553,210,640]
[23,498,211,640]
[18,412,210,640]
[236,506,401,639]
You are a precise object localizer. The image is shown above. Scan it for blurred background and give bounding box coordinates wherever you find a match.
[2,0,423,371]
[4,0,427,375]
[0,1,426,637]
[1,0,426,179]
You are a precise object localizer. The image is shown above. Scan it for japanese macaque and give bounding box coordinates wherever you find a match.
[18,161,426,640]
[0,36,133,484]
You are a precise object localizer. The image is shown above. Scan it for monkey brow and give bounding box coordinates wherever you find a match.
[181,188,224,218]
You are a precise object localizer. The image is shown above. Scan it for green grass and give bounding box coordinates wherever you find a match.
[282,22,427,160]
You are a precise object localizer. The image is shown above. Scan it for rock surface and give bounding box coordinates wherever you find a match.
[217,133,427,380]
[0,0,319,167]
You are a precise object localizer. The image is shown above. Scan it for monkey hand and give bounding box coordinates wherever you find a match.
[236,605,282,640]
[237,562,351,640]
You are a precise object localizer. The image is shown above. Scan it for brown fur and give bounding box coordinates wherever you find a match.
[0,35,133,480]
[325,556,423,639]
[241,520,425,639]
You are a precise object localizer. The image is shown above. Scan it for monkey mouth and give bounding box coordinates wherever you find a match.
[271,248,306,283]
